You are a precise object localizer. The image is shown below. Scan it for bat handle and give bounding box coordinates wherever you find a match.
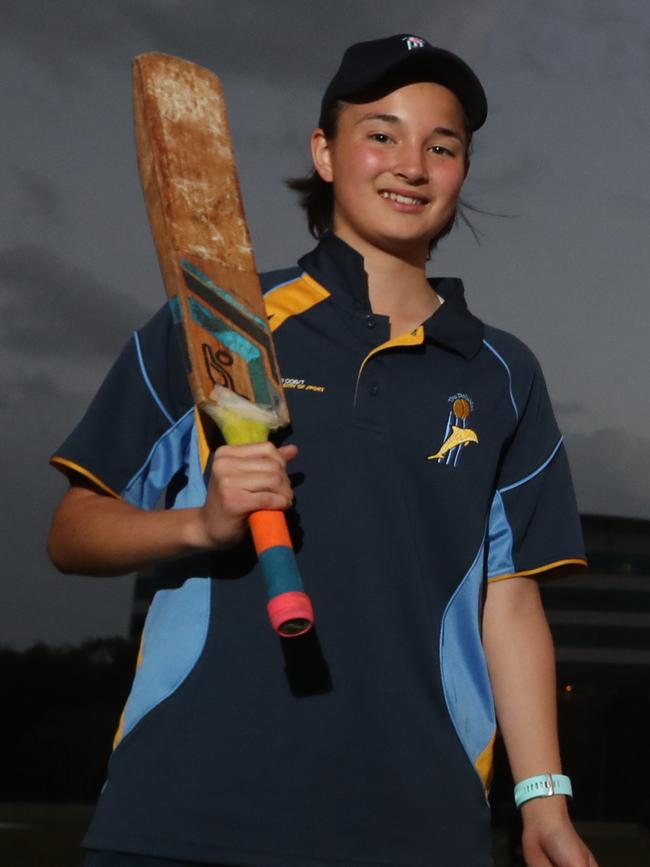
[248,510,314,637]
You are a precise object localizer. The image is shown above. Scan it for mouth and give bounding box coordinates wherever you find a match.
[379,190,429,206]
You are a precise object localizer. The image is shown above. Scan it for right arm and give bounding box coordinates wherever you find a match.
[48,442,298,576]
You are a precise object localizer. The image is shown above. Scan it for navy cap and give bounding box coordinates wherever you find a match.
[320,34,487,132]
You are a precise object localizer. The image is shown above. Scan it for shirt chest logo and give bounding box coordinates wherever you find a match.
[427,394,479,465]
[282,377,326,394]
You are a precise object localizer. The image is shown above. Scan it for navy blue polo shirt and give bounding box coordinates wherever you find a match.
[52,234,586,867]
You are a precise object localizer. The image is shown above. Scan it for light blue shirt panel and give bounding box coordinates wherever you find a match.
[119,419,211,742]
[439,542,495,775]
[122,409,195,510]
[486,490,515,578]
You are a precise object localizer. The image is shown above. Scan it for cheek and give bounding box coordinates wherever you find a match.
[334,143,387,185]
[435,162,466,200]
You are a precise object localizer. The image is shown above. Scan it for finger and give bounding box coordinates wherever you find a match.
[525,849,553,867]
[278,443,299,463]
[523,836,553,867]
[213,457,288,478]
[215,444,297,473]
[219,471,293,503]
[242,473,294,499]
[587,849,600,867]
[539,839,592,867]
[215,442,286,463]
[239,489,294,512]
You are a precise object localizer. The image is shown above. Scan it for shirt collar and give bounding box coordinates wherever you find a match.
[297,234,484,360]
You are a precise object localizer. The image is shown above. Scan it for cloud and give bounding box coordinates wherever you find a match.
[565,428,650,521]
[0,380,135,650]
[0,243,152,363]
[554,401,588,421]
[6,1,507,92]
[1,1,372,84]
[13,168,63,220]
[491,1,649,82]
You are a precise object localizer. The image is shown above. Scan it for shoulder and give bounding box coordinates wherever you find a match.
[133,302,193,421]
[482,324,541,375]
[482,324,544,384]
[481,324,550,421]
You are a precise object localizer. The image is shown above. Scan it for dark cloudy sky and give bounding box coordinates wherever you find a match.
[3,0,649,648]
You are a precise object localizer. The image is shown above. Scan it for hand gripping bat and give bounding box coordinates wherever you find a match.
[132,53,314,637]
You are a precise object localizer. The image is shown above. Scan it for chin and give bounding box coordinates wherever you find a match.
[374,230,433,260]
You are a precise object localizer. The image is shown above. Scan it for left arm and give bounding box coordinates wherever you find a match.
[483,576,599,867]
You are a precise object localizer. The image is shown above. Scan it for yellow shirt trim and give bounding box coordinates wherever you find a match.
[355,326,425,400]
[195,406,212,472]
[487,558,588,583]
[474,731,496,793]
[113,633,146,749]
[49,456,120,499]
[264,273,330,334]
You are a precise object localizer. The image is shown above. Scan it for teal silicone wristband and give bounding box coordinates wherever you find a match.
[514,773,573,808]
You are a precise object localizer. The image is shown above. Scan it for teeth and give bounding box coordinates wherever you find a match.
[380,191,425,205]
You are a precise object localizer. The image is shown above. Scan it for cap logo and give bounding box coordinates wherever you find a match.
[402,36,426,51]
[427,393,479,466]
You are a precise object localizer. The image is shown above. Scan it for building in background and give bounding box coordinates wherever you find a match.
[543,514,650,671]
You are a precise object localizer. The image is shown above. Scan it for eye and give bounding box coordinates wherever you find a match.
[428,144,455,157]
[369,132,393,144]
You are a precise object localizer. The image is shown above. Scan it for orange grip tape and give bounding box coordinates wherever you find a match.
[248,510,293,555]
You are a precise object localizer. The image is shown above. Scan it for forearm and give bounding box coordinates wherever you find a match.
[483,578,573,825]
[48,442,298,578]
[483,578,597,865]
[483,577,562,780]
[48,485,210,576]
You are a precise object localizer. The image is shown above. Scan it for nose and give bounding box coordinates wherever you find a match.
[393,143,428,184]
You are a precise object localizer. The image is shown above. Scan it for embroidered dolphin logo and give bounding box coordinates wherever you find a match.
[427,425,479,460]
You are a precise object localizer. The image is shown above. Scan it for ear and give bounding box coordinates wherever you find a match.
[310,128,334,183]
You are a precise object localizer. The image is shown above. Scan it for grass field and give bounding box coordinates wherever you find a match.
[1,804,648,866]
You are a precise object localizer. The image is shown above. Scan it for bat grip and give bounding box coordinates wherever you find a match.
[248,510,314,637]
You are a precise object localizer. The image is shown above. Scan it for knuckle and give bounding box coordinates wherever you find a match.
[261,492,283,510]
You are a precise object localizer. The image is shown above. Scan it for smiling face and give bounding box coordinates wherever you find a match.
[311,82,469,262]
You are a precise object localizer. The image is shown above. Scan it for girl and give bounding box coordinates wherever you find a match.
[49,34,597,867]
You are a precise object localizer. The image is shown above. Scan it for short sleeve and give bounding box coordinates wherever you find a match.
[486,349,587,582]
[50,303,193,505]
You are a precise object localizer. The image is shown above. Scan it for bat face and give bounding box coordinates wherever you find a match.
[171,255,287,422]
[132,52,288,427]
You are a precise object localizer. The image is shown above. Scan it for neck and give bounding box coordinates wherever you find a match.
[333,231,440,335]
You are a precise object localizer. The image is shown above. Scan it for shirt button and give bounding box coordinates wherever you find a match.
[368,382,379,396]
[366,315,376,329]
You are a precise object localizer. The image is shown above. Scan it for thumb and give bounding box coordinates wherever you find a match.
[278,443,299,463]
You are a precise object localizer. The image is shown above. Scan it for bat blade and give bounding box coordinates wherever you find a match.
[132,52,288,429]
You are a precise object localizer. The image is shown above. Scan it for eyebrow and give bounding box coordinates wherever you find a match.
[355,113,465,143]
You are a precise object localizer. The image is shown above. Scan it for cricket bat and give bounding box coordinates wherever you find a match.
[132,52,314,637]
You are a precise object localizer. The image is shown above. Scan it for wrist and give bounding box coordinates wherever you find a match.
[515,773,573,813]
[181,508,217,551]
[520,791,570,825]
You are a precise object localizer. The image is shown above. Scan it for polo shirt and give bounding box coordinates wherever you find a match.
[51,233,586,867]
